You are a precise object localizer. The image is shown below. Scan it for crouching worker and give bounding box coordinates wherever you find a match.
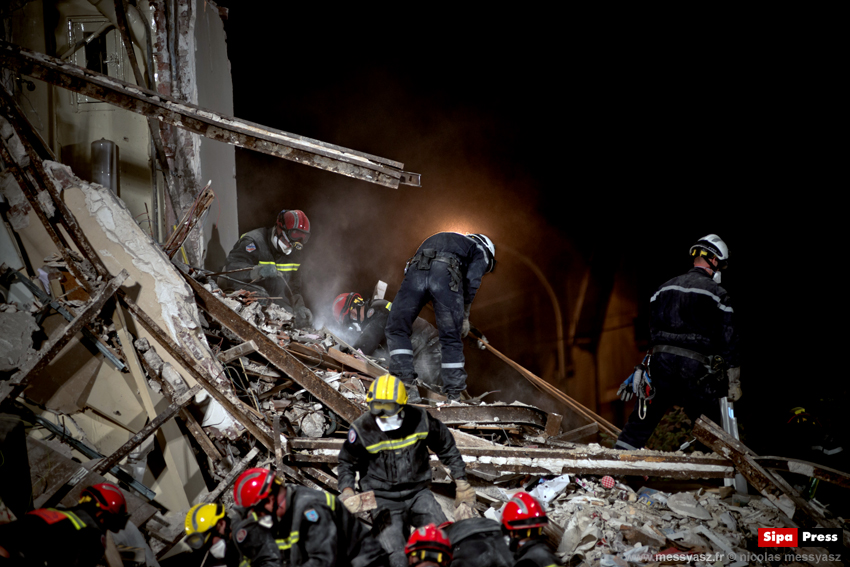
[502,492,560,567]
[0,482,129,567]
[405,524,453,567]
[177,503,240,567]
[337,374,476,567]
[230,467,386,567]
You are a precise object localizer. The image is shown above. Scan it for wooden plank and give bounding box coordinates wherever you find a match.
[0,270,127,404]
[326,347,383,378]
[755,456,850,489]
[693,415,850,546]
[551,422,599,443]
[218,340,259,364]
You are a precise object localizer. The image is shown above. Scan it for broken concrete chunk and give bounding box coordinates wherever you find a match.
[0,311,39,371]
[667,491,712,520]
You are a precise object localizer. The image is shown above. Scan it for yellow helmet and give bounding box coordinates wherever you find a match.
[185,503,225,549]
[366,374,408,415]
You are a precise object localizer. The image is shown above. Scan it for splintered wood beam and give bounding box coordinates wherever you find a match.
[288,438,735,480]
[91,385,202,476]
[116,291,276,452]
[0,270,127,404]
[0,41,420,189]
[693,415,850,546]
[184,274,363,424]
[218,340,259,364]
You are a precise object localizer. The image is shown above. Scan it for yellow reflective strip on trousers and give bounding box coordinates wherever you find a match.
[276,531,299,550]
[364,431,428,454]
[275,263,300,272]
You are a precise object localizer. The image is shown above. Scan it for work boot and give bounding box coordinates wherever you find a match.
[405,384,422,404]
[446,393,461,402]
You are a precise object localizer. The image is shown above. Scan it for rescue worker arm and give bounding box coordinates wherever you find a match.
[298,506,339,567]
[719,293,741,367]
[232,521,280,567]
[426,416,468,481]
[462,246,489,306]
[336,432,365,492]
[220,235,264,283]
[352,308,390,355]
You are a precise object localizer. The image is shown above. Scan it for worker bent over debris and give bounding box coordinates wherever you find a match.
[175,502,240,567]
[218,209,314,326]
[0,483,129,567]
[230,467,385,567]
[405,523,453,567]
[385,232,495,402]
[332,291,442,391]
[337,374,476,567]
[615,234,741,451]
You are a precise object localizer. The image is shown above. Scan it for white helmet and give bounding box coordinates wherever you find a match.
[466,233,496,273]
[689,234,728,268]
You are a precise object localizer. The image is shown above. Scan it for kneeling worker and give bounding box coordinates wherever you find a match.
[218,208,313,326]
[337,374,476,567]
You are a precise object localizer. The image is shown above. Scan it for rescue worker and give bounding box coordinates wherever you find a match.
[230,467,385,567]
[405,524,453,567]
[615,234,741,450]
[332,292,442,392]
[441,517,514,567]
[176,502,240,567]
[218,209,313,326]
[0,482,129,567]
[337,374,476,567]
[385,232,495,402]
[501,492,559,567]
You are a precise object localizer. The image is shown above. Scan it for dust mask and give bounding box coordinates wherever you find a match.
[209,538,227,559]
[712,271,721,284]
[375,412,403,431]
[272,234,293,255]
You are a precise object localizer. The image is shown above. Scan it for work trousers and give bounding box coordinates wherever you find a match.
[385,266,466,397]
[615,354,722,450]
[371,489,447,567]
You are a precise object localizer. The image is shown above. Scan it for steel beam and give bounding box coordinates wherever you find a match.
[184,274,363,424]
[0,41,420,189]
[0,270,128,404]
[425,404,549,429]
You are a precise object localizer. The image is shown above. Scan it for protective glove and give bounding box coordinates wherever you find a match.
[454,478,476,507]
[727,366,742,401]
[250,264,279,280]
[291,294,313,327]
[461,304,472,338]
[617,373,636,402]
[340,488,361,514]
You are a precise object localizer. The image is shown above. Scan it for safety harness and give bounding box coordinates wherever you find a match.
[651,345,727,397]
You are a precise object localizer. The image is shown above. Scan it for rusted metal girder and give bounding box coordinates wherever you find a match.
[288,438,735,480]
[0,41,421,189]
[425,404,549,429]
[0,270,128,404]
[116,291,276,452]
[693,416,850,546]
[91,385,202,476]
[184,274,363,424]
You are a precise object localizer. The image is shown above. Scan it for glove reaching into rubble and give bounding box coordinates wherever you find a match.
[454,479,476,507]
[340,488,361,514]
[250,264,279,280]
[291,294,313,327]
[727,367,742,401]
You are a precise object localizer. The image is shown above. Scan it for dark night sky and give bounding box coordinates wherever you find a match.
[211,5,843,450]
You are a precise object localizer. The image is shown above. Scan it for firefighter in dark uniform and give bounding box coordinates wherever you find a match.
[501,492,560,567]
[441,517,514,567]
[218,209,313,326]
[170,503,240,567]
[332,292,442,391]
[230,467,385,567]
[0,483,129,567]
[337,374,476,567]
[615,234,741,450]
[385,232,495,402]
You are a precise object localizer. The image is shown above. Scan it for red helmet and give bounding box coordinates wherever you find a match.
[332,292,364,324]
[234,468,278,508]
[80,483,127,517]
[276,209,311,247]
[501,492,548,530]
[405,524,452,566]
